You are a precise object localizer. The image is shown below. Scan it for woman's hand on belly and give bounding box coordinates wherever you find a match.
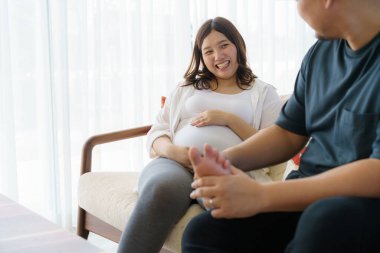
[191,110,231,127]
[190,110,256,141]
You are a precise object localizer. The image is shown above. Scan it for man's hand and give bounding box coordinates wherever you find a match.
[190,167,267,218]
[188,144,266,218]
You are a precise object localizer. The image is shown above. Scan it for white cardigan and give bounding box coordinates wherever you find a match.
[147,78,274,157]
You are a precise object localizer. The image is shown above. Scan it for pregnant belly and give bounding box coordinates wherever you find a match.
[173,125,242,152]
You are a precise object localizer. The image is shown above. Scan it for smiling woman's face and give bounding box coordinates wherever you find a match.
[201,30,239,85]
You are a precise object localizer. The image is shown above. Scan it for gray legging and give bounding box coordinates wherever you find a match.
[117,157,194,253]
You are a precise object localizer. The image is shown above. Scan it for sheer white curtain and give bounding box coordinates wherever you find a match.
[0,0,315,229]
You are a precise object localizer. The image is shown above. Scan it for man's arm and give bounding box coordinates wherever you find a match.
[261,158,380,212]
[190,155,380,218]
[223,124,309,171]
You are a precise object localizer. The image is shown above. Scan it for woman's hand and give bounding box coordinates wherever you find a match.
[167,145,192,169]
[191,110,232,127]
[152,136,192,171]
[191,110,257,140]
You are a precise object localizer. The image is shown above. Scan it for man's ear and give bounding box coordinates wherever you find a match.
[324,0,334,9]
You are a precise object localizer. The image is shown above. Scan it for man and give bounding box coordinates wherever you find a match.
[182,0,380,252]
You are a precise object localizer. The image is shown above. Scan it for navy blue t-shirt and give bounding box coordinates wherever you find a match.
[276,33,380,177]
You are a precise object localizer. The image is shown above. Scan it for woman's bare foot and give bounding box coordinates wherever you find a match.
[189,144,232,177]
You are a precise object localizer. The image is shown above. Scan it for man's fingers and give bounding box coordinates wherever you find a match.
[190,187,214,199]
[190,178,220,199]
[211,209,224,218]
[191,176,219,188]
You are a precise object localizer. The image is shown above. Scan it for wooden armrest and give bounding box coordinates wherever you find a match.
[80,125,152,175]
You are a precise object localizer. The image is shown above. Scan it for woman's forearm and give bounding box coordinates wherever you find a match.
[152,136,175,158]
[152,136,191,167]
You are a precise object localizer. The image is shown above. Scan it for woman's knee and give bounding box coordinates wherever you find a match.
[138,166,192,210]
[140,177,190,206]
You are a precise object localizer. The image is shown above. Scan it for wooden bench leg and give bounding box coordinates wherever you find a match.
[77,207,90,239]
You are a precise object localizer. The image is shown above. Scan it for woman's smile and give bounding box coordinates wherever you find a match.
[216,60,230,70]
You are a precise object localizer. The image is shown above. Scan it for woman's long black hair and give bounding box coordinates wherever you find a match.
[183,16,256,90]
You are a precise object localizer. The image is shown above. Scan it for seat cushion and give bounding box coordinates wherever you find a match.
[78,162,288,253]
[78,172,204,253]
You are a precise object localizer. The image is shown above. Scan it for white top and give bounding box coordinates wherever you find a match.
[147,78,283,157]
[173,89,252,151]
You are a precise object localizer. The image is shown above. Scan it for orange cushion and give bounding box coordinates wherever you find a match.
[161,96,166,108]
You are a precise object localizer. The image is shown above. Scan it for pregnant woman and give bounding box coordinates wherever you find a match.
[117,16,283,253]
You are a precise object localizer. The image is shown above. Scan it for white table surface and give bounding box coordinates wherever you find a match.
[0,194,105,253]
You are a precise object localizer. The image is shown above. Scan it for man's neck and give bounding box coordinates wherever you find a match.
[343,3,380,51]
[345,27,380,51]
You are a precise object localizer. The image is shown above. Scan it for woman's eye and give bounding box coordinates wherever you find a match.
[203,50,212,55]
[221,44,229,48]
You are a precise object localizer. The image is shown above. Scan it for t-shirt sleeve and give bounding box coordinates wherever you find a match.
[370,120,380,159]
[275,64,309,136]
[259,85,283,129]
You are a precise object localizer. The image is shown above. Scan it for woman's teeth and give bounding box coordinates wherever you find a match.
[216,60,230,69]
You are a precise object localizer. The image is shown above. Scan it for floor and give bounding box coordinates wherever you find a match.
[0,194,103,253]
[88,233,118,253]
[88,233,172,253]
